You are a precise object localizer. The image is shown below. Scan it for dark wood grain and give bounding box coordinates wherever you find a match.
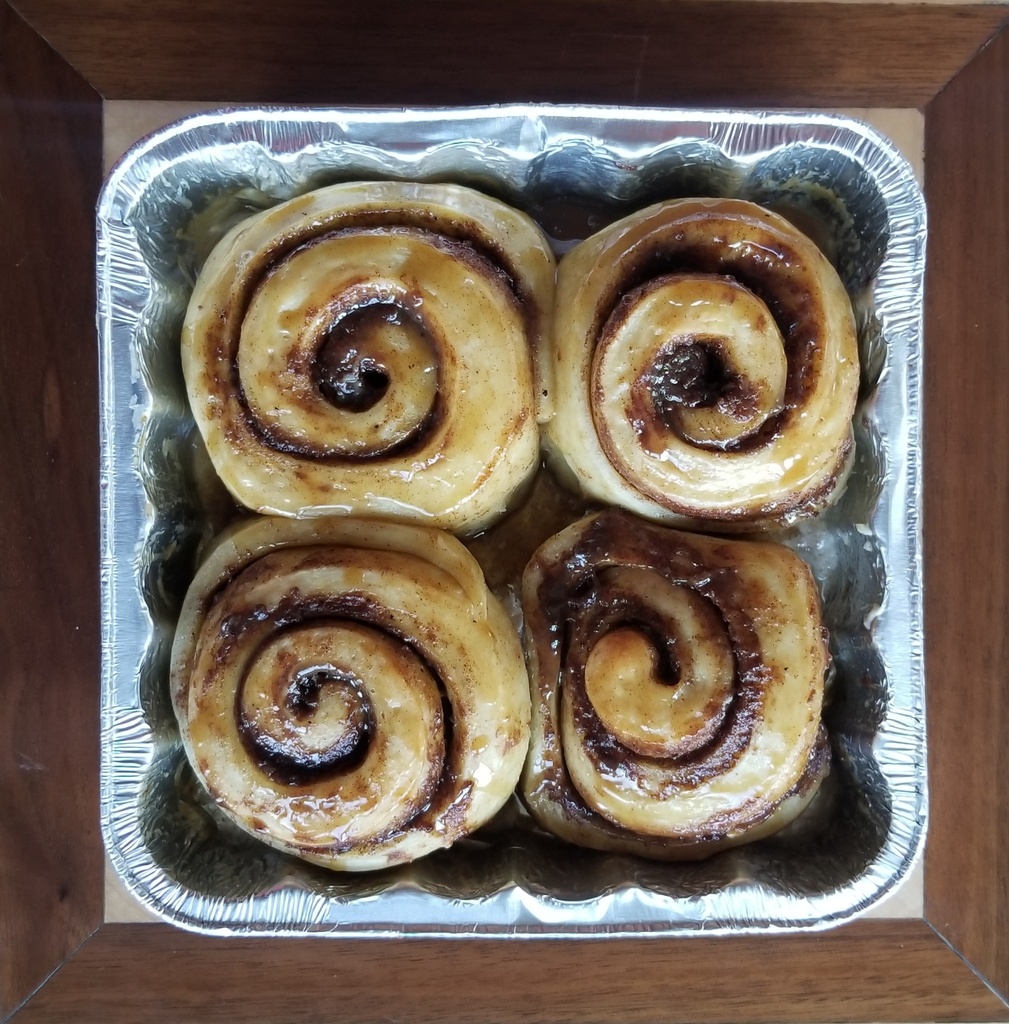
[11,0,1009,107]
[3,0,1009,1019]
[0,3,103,1018]
[923,18,1009,1006]
[11,921,1008,1023]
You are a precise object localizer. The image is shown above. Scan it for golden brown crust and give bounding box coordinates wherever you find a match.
[520,509,830,860]
[547,198,859,530]
[182,181,555,535]
[170,516,531,871]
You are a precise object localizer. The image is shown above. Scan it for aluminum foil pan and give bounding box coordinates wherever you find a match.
[98,106,926,936]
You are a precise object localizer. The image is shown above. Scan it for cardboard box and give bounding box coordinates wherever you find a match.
[2,1,1007,1019]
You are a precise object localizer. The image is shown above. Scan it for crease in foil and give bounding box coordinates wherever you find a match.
[97,106,926,937]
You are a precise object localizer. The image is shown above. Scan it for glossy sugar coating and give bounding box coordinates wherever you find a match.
[547,197,859,529]
[170,515,531,871]
[521,509,830,860]
[183,180,555,535]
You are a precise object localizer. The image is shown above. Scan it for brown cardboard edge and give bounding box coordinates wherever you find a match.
[922,14,1009,1008]
[1,0,1007,1019]
[11,920,1009,1023]
[0,2,103,1017]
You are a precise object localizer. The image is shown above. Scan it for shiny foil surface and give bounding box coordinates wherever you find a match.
[98,107,926,936]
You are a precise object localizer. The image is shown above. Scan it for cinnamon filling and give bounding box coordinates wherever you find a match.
[239,664,375,785]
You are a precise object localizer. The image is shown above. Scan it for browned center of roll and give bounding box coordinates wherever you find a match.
[238,636,376,784]
[314,317,388,413]
[521,509,830,844]
[644,338,732,414]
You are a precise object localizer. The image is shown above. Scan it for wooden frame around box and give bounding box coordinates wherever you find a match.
[2,2,1007,1020]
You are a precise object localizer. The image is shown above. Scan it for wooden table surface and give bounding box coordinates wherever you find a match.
[2,1,1009,1021]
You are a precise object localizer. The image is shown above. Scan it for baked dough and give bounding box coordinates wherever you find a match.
[170,516,531,871]
[547,198,859,528]
[521,509,830,859]
[182,181,554,534]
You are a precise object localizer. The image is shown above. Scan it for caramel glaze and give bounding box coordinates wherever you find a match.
[575,207,857,523]
[172,515,532,871]
[536,722,830,857]
[313,306,400,412]
[629,332,761,454]
[197,559,465,845]
[592,234,820,429]
[561,204,856,532]
[204,219,533,463]
[531,511,764,786]
[186,183,553,534]
[521,507,830,856]
[239,665,376,783]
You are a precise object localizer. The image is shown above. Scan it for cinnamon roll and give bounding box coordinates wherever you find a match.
[547,198,859,528]
[182,181,554,534]
[521,509,830,859]
[170,516,530,871]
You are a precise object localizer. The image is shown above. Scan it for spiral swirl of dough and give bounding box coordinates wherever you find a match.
[521,509,830,860]
[182,181,554,534]
[546,198,859,528]
[170,516,530,871]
